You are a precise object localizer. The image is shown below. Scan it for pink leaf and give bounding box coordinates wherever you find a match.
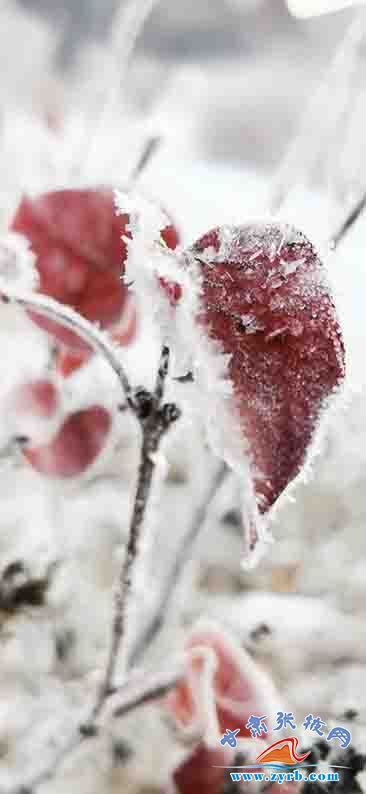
[24,406,111,477]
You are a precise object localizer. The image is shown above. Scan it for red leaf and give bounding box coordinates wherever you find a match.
[11,188,179,350]
[171,744,228,794]
[188,223,345,554]
[56,348,92,378]
[14,380,59,418]
[24,406,111,477]
[166,625,279,740]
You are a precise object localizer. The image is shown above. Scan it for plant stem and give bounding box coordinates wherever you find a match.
[85,345,177,726]
[2,290,134,409]
[329,189,366,249]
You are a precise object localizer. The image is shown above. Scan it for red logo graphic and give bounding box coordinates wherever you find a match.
[256,737,311,767]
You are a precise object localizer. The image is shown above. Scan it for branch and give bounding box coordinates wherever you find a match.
[110,664,183,718]
[84,345,180,726]
[1,289,134,409]
[127,135,161,187]
[329,189,366,249]
[128,461,228,667]
[3,288,181,789]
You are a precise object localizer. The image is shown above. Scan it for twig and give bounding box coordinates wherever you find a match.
[84,345,179,725]
[110,664,183,718]
[128,461,228,667]
[329,189,366,249]
[3,288,181,789]
[127,135,161,187]
[1,290,134,409]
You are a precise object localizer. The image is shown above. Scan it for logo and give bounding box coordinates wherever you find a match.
[255,736,310,768]
[218,711,352,785]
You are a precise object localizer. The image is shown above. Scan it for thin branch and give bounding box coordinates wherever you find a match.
[329,189,366,249]
[110,664,183,719]
[128,461,228,667]
[1,290,134,409]
[2,289,181,790]
[85,345,178,726]
[127,135,161,187]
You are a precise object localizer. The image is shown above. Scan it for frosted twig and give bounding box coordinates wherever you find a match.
[3,291,181,716]
[330,189,366,249]
[86,345,180,725]
[128,462,228,667]
[110,664,183,718]
[1,335,180,792]
[127,135,161,187]
[1,289,134,409]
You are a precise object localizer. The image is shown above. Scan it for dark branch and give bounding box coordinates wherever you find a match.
[330,190,366,250]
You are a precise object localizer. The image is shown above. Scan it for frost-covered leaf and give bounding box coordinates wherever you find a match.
[158,222,345,565]
[165,622,281,744]
[166,625,294,794]
[11,188,178,355]
[287,0,362,17]
[11,188,130,350]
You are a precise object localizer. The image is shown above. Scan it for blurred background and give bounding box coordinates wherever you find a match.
[2,0,355,167]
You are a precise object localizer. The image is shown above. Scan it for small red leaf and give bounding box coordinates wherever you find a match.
[11,188,179,350]
[14,380,59,418]
[56,348,92,378]
[24,406,111,477]
[172,744,229,794]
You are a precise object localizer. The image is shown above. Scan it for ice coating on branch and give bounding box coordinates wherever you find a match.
[287,0,362,16]
[0,232,38,293]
